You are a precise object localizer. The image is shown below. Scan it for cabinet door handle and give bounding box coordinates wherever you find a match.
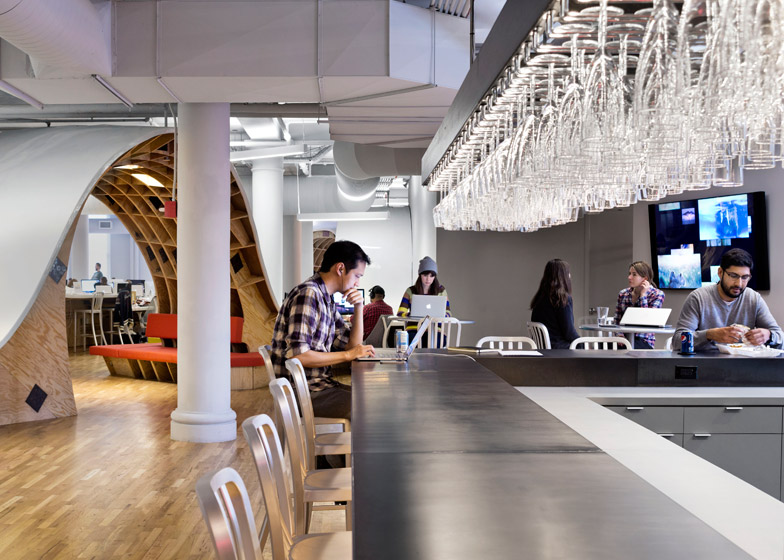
[626,406,644,411]
[658,433,675,438]
[693,433,712,438]
[725,406,743,411]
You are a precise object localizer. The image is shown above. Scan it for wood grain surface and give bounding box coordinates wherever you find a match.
[0,353,345,559]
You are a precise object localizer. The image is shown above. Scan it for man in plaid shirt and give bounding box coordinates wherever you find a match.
[614,261,665,349]
[270,240,374,419]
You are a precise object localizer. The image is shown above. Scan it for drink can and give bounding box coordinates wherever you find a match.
[395,330,409,357]
[681,331,694,354]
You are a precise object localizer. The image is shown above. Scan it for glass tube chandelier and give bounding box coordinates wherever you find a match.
[428,0,784,232]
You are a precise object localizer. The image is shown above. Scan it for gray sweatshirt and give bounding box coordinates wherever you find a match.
[674,284,782,350]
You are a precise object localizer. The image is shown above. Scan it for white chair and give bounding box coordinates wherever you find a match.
[197,462,351,560]
[382,316,406,348]
[285,359,351,457]
[570,336,632,350]
[418,316,461,348]
[665,336,673,350]
[363,314,391,346]
[267,380,353,534]
[74,291,106,350]
[527,321,552,350]
[477,336,537,350]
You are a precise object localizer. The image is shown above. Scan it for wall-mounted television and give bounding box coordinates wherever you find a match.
[648,191,769,290]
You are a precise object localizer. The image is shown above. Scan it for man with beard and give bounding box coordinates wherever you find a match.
[674,249,782,351]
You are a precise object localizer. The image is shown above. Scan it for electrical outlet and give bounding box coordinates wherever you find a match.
[675,365,698,380]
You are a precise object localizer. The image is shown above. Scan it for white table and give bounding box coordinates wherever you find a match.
[580,323,675,346]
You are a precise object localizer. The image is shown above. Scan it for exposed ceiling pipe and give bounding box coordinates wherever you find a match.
[0,0,111,78]
[332,141,425,179]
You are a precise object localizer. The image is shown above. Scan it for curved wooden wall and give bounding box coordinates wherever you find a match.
[91,133,278,349]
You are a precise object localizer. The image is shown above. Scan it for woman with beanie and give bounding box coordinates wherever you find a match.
[397,256,451,318]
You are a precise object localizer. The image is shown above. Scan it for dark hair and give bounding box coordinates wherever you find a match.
[413,272,443,295]
[530,259,572,309]
[95,263,101,268]
[319,240,370,273]
[369,285,385,299]
[720,248,753,270]
[629,260,657,288]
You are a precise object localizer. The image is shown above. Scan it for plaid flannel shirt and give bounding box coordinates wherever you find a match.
[270,274,351,391]
[614,286,665,347]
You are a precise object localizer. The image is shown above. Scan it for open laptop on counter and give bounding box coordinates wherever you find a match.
[410,295,447,318]
[357,316,431,362]
[619,307,672,328]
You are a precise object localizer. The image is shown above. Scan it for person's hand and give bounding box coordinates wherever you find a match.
[633,279,651,300]
[344,288,364,308]
[744,328,771,346]
[346,345,375,360]
[707,325,750,344]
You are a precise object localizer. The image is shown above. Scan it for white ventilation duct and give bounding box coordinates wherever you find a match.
[332,141,426,179]
[0,0,111,78]
[335,167,379,209]
[283,175,378,215]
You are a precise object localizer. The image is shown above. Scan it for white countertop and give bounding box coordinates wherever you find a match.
[519,386,784,560]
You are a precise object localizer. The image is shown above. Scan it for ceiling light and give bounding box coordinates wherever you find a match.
[131,173,164,188]
[115,164,140,169]
[297,211,390,222]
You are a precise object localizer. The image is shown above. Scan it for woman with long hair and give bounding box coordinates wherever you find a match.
[530,259,580,349]
[614,260,665,349]
[397,256,450,317]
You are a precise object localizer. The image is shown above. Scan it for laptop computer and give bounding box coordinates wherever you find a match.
[357,316,432,361]
[619,307,672,328]
[410,295,447,318]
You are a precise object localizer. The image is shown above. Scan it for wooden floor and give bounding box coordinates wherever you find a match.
[0,353,344,559]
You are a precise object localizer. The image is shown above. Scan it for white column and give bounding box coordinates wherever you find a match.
[251,157,284,306]
[68,214,89,280]
[171,103,236,443]
[408,175,437,265]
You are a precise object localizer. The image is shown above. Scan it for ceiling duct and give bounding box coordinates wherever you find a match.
[332,141,425,180]
[0,0,111,78]
[335,167,379,211]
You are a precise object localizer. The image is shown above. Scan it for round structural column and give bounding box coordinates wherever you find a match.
[251,156,284,305]
[408,175,437,263]
[171,103,236,442]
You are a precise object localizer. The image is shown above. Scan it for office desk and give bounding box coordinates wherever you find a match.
[351,355,750,559]
[579,322,676,344]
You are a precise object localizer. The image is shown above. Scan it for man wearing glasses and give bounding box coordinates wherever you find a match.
[674,248,782,351]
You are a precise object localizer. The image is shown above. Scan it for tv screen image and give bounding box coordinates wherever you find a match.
[649,191,769,290]
[697,194,749,241]
[658,253,702,289]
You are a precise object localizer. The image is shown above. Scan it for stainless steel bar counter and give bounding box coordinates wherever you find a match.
[351,353,751,559]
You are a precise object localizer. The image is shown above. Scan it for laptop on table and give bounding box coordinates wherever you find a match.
[357,316,432,362]
[619,307,672,328]
[410,295,447,318]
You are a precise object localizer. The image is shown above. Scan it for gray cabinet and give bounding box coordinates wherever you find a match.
[685,434,781,499]
[607,403,784,500]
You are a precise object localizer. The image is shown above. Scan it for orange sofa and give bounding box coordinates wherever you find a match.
[90,313,266,388]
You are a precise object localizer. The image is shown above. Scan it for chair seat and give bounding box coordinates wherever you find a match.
[315,432,352,456]
[291,531,352,560]
[303,467,352,502]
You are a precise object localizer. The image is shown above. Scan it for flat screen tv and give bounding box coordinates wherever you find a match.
[648,191,769,290]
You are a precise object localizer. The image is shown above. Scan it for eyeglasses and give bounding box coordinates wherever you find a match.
[724,271,752,281]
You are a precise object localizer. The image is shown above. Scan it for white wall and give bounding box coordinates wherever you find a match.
[335,209,412,309]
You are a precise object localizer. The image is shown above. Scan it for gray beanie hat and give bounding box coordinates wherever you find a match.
[418,256,438,275]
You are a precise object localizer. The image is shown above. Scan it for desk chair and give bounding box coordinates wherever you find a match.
[363,314,391,347]
[196,462,350,560]
[418,316,461,348]
[267,381,353,535]
[477,336,537,350]
[570,336,631,350]
[527,321,552,350]
[665,336,673,350]
[74,291,107,350]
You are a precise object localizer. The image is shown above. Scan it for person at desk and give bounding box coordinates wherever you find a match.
[91,263,104,282]
[397,256,451,318]
[270,240,374,420]
[98,277,108,286]
[530,259,580,349]
[674,248,782,351]
[614,260,665,349]
[363,285,393,339]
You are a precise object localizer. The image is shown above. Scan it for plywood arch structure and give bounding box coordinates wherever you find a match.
[90,133,278,348]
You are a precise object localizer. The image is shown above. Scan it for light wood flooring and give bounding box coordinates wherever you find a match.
[0,353,345,559]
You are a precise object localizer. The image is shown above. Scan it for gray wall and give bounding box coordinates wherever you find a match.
[439,165,784,348]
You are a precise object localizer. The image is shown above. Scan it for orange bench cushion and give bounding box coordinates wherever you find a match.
[91,344,264,368]
[144,314,245,343]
